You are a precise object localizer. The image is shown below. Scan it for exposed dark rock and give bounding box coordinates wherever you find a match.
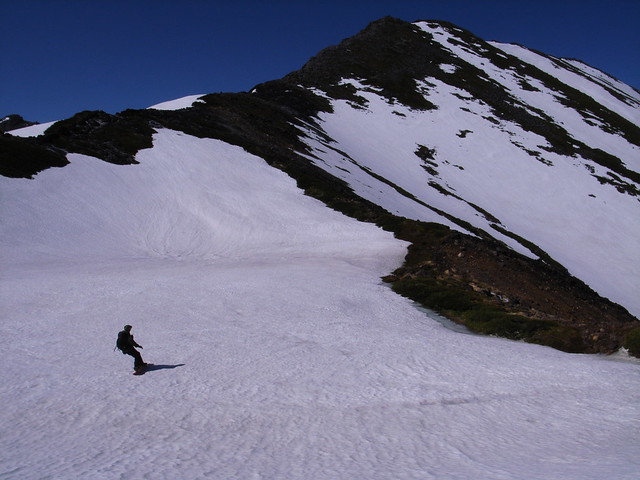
[43,110,155,165]
[0,114,38,132]
[0,133,68,178]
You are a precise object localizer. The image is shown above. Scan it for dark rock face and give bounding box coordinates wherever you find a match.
[1,17,637,354]
[0,132,68,178]
[43,110,155,165]
[0,114,37,132]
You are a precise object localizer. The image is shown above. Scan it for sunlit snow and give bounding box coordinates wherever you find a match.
[147,94,205,111]
[1,129,638,479]
[7,120,58,137]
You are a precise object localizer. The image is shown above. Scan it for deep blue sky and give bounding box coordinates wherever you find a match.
[2,0,639,123]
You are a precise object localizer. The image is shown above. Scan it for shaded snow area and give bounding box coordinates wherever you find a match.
[297,22,640,320]
[1,130,638,479]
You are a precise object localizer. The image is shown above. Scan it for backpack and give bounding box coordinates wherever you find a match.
[115,331,127,352]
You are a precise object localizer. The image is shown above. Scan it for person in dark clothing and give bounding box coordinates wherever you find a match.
[117,324,146,371]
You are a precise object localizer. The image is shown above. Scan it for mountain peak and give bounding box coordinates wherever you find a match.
[283,16,451,109]
[278,16,639,197]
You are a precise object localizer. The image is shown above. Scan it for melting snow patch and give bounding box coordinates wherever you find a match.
[439,64,458,74]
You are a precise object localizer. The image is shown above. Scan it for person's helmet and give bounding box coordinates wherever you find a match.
[124,324,132,330]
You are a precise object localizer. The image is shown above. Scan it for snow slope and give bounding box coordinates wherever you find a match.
[1,129,639,479]
[7,120,58,137]
[296,21,640,319]
[148,94,206,111]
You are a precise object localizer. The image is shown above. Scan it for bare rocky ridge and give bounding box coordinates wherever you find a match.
[0,114,37,132]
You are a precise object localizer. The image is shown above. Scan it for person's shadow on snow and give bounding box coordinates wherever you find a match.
[146,364,185,372]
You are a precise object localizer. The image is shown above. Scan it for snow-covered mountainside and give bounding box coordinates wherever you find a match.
[279,19,640,320]
[2,18,639,354]
[2,128,639,480]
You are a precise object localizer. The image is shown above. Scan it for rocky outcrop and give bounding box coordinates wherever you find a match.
[0,114,37,132]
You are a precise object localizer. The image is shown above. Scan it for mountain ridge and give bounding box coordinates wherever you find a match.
[2,17,639,355]
[0,114,38,132]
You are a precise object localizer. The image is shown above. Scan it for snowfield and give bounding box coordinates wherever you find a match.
[1,130,638,479]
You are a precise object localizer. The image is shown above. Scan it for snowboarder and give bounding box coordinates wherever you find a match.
[116,324,146,373]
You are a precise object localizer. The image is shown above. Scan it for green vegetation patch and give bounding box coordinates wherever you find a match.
[392,277,475,312]
[390,276,585,353]
[623,327,640,357]
[464,306,584,352]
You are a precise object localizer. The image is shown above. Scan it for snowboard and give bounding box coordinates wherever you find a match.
[132,363,153,375]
